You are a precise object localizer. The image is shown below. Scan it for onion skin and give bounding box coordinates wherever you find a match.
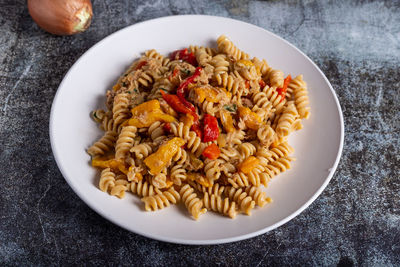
[28,0,93,35]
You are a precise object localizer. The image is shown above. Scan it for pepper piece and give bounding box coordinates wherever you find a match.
[176,67,202,111]
[161,90,201,137]
[203,114,219,142]
[128,100,176,128]
[259,79,266,88]
[238,106,262,130]
[161,90,193,114]
[170,48,197,66]
[135,60,147,70]
[187,172,213,187]
[238,156,260,174]
[202,143,221,160]
[276,75,292,101]
[163,122,172,133]
[191,123,202,139]
[144,137,185,175]
[220,110,235,133]
[92,158,128,175]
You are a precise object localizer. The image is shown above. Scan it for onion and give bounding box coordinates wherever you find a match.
[28,0,93,35]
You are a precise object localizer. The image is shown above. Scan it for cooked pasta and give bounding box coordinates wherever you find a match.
[88,35,310,220]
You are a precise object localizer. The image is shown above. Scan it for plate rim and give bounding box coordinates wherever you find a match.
[49,14,344,245]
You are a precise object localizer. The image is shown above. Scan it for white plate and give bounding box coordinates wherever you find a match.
[50,15,344,245]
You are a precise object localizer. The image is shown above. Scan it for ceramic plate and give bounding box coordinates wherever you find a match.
[50,15,344,244]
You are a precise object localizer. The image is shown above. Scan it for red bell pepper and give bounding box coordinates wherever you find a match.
[202,114,219,142]
[170,48,197,66]
[191,123,202,139]
[245,80,250,89]
[135,60,147,70]
[168,68,179,81]
[276,75,292,102]
[160,90,193,114]
[202,143,221,160]
[161,90,200,137]
[259,79,266,88]
[176,67,202,112]
[163,122,171,133]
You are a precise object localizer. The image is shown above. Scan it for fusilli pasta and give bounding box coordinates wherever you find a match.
[88,35,310,220]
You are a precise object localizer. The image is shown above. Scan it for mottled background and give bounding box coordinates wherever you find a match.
[0,0,399,266]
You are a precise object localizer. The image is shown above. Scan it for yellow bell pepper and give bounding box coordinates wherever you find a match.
[128,100,176,128]
[238,156,260,174]
[181,113,194,128]
[237,59,254,67]
[220,110,235,133]
[144,137,185,175]
[92,157,128,175]
[194,86,230,103]
[165,178,173,189]
[131,99,160,114]
[238,106,262,130]
[187,173,212,187]
[113,83,121,91]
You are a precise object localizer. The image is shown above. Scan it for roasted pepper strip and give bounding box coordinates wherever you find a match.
[161,90,201,137]
[220,110,235,133]
[92,158,128,175]
[135,60,147,70]
[128,99,175,128]
[144,137,185,175]
[191,123,202,139]
[202,143,221,160]
[203,114,219,142]
[176,67,202,111]
[276,75,292,101]
[160,90,193,114]
[238,106,262,130]
[238,156,260,174]
[259,79,266,88]
[170,48,197,66]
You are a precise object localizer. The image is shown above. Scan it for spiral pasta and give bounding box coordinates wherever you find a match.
[290,75,310,119]
[130,143,153,160]
[217,35,249,61]
[224,186,255,215]
[87,131,117,157]
[180,184,207,220]
[88,36,310,220]
[99,168,115,193]
[129,180,162,197]
[141,187,180,211]
[275,101,299,137]
[203,192,237,219]
[115,126,137,161]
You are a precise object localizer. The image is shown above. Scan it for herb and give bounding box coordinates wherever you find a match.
[181,69,191,75]
[127,91,131,94]
[133,88,138,93]
[224,104,237,112]
[159,88,168,92]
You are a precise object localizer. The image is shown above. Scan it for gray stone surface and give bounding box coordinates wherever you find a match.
[0,0,399,265]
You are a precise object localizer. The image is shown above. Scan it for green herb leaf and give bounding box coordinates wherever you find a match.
[223,104,237,112]
[133,88,138,93]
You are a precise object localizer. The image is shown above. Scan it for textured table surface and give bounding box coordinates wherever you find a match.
[1,0,399,265]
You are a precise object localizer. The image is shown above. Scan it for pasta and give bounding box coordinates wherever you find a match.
[87,35,310,220]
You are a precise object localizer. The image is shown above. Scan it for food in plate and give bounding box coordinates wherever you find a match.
[87,35,310,220]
